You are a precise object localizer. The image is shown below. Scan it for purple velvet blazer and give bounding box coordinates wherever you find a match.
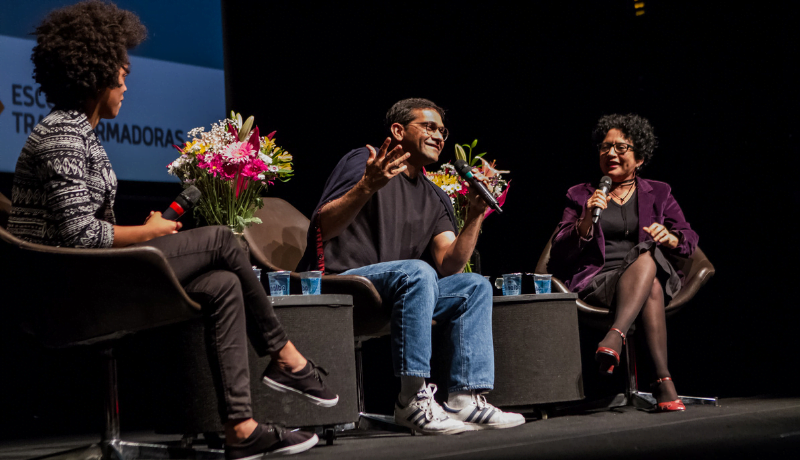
[547,178,698,293]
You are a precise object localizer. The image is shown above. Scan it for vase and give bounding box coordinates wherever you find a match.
[228,225,249,254]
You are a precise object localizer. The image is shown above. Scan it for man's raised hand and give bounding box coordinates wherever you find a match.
[359,137,409,194]
[464,167,491,216]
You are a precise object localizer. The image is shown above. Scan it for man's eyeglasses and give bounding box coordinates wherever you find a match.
[409,122,449,141]
[598,142,634,154]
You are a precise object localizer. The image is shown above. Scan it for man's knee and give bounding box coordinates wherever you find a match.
[401,260,439,285]
[460,272,492,298]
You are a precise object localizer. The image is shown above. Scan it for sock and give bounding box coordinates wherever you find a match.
[290,361,312,375]
[447,391,475,410]
[397,376,426,407]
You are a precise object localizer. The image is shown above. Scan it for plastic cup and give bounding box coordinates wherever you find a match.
[252,266,262,282]
[300,271,322,295]
[267,270,290,296]
[534,274,552,294]
[496,273,522,296]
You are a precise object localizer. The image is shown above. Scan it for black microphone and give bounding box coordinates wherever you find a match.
[591,176,613,223]
[162,186,202,220]
[453,160,503,215]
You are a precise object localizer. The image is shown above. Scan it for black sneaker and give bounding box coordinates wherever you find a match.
[262,360,339,407]
[225,423,318,459]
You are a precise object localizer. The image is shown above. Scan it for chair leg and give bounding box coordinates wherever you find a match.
[355,340,365,414]
[30,346,226,460]
[624,334,719,408]
[352,340,411,434]
[102,347,121,444]
[623,335,657,409]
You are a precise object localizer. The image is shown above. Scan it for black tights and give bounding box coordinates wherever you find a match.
[598,250,678,402]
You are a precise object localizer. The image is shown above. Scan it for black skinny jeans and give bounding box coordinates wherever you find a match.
[133,226,288,421]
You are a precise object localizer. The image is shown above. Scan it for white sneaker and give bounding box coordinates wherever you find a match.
[443,394,525,430]
[394,384,470,435]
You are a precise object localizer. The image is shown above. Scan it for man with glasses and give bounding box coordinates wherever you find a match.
[298,98,524,434]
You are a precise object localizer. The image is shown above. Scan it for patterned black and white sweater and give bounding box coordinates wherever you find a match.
[9,110,117,248]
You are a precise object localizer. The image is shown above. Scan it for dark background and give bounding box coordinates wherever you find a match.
[1,0,798,437]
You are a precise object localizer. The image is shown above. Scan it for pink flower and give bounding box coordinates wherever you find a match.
[248,127,261,153]
[222,141,257,164]
[221,162,238,180]
[198,153,224,177]
[241,159,268,179]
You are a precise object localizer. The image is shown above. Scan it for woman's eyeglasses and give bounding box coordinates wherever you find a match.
[598,142,634,154]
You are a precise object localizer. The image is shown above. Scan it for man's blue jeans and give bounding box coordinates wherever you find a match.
[342,259,494,393]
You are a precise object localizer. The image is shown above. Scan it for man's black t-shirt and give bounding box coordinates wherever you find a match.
[299,147,456,274]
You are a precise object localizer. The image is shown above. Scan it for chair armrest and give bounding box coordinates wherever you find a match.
[319,275,383,309]
[550,275,610,316]
[1,227,201,348]
[320,274,388,338]
[666,257,715,315]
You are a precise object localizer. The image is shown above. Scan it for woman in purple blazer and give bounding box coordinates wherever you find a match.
[548,114,698,412]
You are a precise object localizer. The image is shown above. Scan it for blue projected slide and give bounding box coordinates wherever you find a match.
[0,0,225,182]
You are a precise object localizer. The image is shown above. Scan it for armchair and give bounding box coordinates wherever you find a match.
[0,193,214,459]
[535,227,718,410]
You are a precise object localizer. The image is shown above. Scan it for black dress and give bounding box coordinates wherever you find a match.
[578,190,682,308]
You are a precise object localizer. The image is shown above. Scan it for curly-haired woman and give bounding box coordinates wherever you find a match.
[547,114,699,412]
[8,1,331,456]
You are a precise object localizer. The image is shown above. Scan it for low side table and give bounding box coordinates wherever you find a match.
[149,294,358,436]
[489,293,584,407]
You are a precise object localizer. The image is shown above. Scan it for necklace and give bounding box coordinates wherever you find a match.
[610,178,636,204]
[610,177,637,237]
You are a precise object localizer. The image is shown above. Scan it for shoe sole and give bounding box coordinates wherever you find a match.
[595,350,619,375]
[262,376,339,407]
[271,433,319,456]
[464,418,526,430]
[394,417,471,435]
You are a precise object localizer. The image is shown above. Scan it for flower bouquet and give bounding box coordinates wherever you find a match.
[168,112,293,233]
[425,140,510,272]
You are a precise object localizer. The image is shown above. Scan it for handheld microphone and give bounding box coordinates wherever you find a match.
[453,159,503,215]
[162,186,202,220]
[591,176,613,223]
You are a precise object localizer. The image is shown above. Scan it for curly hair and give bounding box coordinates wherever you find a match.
[592,114,658,169]
[32,0,146,110]
[385,98,445,128]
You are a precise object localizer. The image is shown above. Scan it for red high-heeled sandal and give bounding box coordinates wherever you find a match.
[651,377,686,412]
[595,328,625,375]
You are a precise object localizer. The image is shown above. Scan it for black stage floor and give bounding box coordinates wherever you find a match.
[1,396,799,460]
